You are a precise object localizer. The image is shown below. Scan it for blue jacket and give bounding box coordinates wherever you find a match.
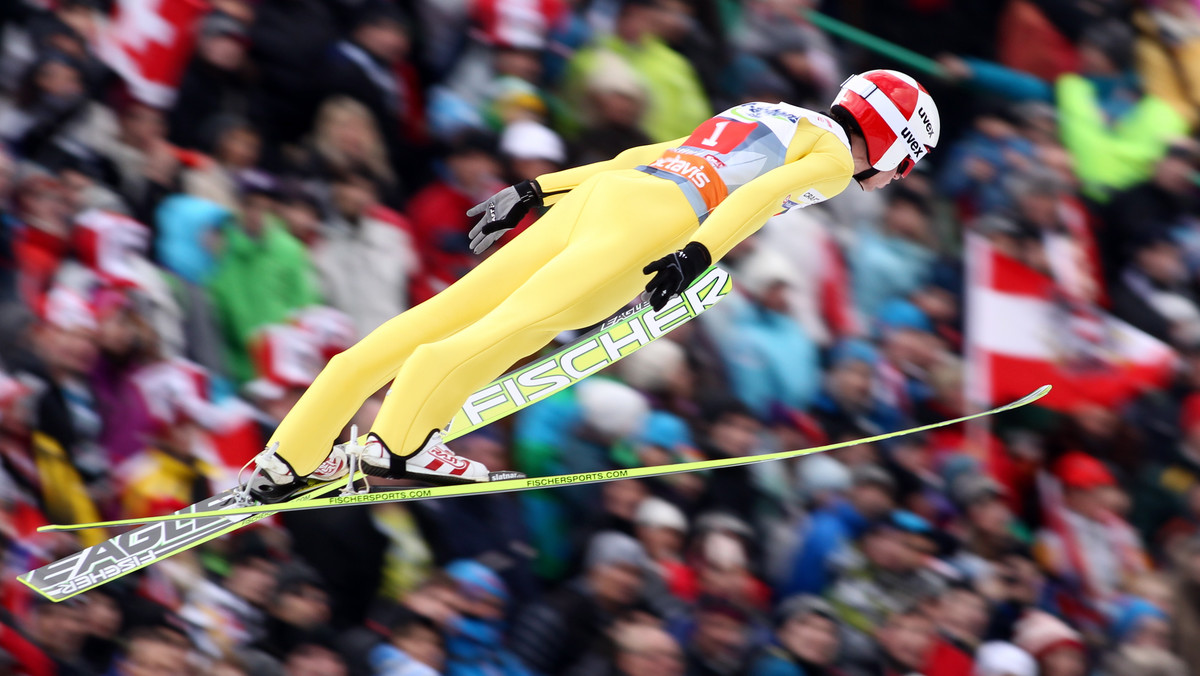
[781,499,870,596]
[707,294,820,419]
[154,195,231,285]
[849,231,934,319]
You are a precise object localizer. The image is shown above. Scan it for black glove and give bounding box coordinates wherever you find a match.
[642,241,712,311]
[466,180,543,254]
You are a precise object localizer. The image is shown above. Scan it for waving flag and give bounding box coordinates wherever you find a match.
[95,0,210,107]
[965,235,1175,411]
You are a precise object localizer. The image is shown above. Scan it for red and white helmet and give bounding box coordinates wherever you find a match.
[832,70,940,178]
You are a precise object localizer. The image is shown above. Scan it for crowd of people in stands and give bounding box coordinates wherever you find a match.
[1,0,1200,674]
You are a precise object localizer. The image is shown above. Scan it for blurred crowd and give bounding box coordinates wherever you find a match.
[2,0,1200,675]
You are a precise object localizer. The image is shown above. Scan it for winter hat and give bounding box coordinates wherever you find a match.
[737,249,795,299]
[634,496,688,532]
[199,11,249,42]
[974,641,1037,676]
[616,338,686,393]
[1111,597,1169,643]
[636,410,693,451]
[585,531,650,571]
[798,454,852,496]
[702,532,748,569]
[775,594,838,629]
[851,464,897,495]
[951,473,1007,509]
[445,559,508,602]
[1013,610,1085,660]
[1054,451,1116,490]
[875,298,932,334]
[576,378,650,441]
[583,50,648,102]
[499,120,566,164]
[830,338,879,368]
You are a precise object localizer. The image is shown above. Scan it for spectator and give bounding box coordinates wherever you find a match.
[972,641,1036,676]
[281,640,348,676]
[509,531,648,674]
[310,165,418,336]
[611,621,684,676]
[405,132,503,301]
[1169,534,1200,668]
[1012,610,1088,676]
[0,52,117,164]
[570,51,653,166]
[367,604,443,676]
[828,511,945,667]
[246,0,338,154]
[564,0,710,142]
[295,96,400,209]
[180,116,262,211]
[634,496,694,602]
[749,595,840,676]
[704,248,820,420]
[207,171,321,382]
[1035,451,1151,622]
[256,562,332,660]
[781,463,896,596]
[858,607,938,676]
[111,624,194,676]
[168,12,253,152]
[12,174,74,305]
[937,105,1036,220]
[441,559,531,676]
[678,595,756,676]
[693,397,769,526]
[850,187,936,320]
[1102,139,1198,280]
[942,20,1189,201]
[947,473,1019,583]
[925,584,990,676]
[180,534,278,659]
[319,2,425,193]
[1109,230,1200,347]
[1135,392,1200,545]
[99,98,181,225]
[1133,0,1200,130]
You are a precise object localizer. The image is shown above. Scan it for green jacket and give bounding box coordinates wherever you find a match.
[565,35,711,142]
[1056,74,1188,201]
[207,214,322,382]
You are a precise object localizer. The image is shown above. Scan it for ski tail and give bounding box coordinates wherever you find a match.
[35,385,1051,530]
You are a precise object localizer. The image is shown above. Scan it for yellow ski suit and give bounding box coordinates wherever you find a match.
[271,103,856,475]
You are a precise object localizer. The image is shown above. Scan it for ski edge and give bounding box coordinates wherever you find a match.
[39,385,1051,531]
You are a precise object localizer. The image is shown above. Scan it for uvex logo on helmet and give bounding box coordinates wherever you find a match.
[832,70,940,177]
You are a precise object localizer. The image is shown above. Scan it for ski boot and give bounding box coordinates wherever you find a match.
[353,429,525,485]
[244,429,524,503]
[243,440,352,504]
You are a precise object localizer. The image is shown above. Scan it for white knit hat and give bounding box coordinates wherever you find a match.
[576,378,650,441]
[635,497,688,532]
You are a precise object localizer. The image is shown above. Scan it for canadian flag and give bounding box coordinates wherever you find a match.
[965,235,1175,411]
[94,0,210,108]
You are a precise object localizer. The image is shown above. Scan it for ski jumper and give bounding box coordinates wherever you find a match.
[270,102,856,476]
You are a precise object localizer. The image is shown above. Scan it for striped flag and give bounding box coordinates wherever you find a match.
[965,235,1175,411]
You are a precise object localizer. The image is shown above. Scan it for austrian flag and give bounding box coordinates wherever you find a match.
[965,236,1175,410]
